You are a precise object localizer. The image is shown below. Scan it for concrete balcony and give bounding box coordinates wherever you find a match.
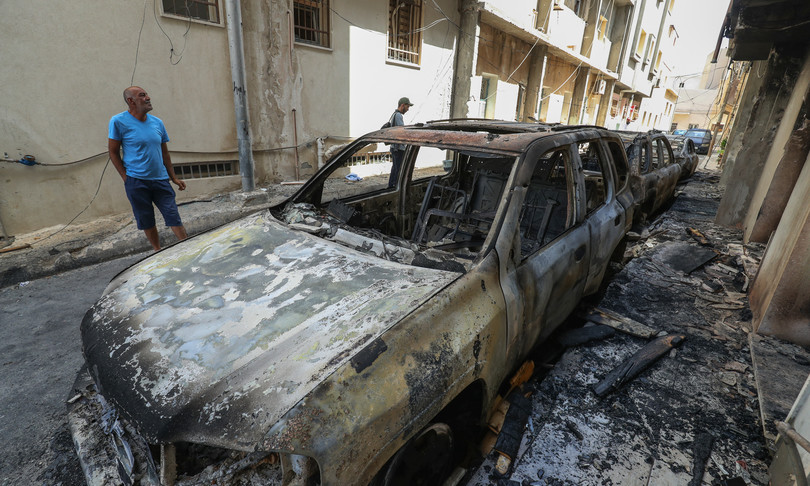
[484,0,539,33]
[546,5,585,54]
[589,36,612,71]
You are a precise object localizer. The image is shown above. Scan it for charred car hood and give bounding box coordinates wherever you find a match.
[81,211,458,450]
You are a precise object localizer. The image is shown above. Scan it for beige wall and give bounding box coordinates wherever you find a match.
[1,0,460,235]
[245,0,460,182]
[1,0,240,235]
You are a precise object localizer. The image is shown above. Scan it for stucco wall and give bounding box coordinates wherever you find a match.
[2,0,461,235]
[1,0,240,235]
[240,0,460,183]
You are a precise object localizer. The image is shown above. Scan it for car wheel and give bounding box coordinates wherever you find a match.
[375,423,455,486]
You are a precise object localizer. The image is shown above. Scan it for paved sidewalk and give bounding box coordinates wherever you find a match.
[0,185,299,288]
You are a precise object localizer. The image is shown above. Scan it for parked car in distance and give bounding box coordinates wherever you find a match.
[672,129,686,136]
[69,120,632,486]
[616,130,681,223]
[685,128,712,154]
[667,135,700,180]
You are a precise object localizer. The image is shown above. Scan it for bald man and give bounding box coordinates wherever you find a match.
[108,86,187,251]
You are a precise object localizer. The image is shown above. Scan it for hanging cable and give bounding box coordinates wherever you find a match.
[152,0,192,65]
[131,0,149,85]
[31,158,112,245]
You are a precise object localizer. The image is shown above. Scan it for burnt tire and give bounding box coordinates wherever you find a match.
[375,423,454,486]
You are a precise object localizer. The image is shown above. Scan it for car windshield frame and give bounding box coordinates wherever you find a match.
[282,134,525,269]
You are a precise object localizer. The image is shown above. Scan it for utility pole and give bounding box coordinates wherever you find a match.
[225,0,255,192]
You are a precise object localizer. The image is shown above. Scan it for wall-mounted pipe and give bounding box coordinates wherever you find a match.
[225,0,255,192]
[292,108,300,181]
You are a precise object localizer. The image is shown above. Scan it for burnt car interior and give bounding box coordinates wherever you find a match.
[271,140,582,271]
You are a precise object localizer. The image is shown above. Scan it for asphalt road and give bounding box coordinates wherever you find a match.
[0,252,148,486]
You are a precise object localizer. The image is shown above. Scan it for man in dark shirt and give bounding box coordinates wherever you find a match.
[388,97,414,188]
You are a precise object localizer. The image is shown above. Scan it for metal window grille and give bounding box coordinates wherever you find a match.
[388,0,422,65]
[162,0,220,24]
[175,161,239,180]
[294,0,331,48]
[348,152,392,166]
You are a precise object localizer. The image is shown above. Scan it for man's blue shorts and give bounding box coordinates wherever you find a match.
[124,177,183,230]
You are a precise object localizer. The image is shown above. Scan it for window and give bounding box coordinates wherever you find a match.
[294,0,331,48]
[520,148,571,254]
[480,75,498,119]
[655,51,663,72]
[410,146,455,183]
[650,140,661,169]
[597,15,608,40]
[658,139,672,167]
[578,141,607,214]
[176,160,238,179]
[388,0,423,65]
[639,142,650,173]
[645,35,656,64]
[635,30,647,59]
[606,140,629,192]
[162,0,220,24]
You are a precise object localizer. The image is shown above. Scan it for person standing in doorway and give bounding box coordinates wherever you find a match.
[388,96,414,188]
[109,86,188,251]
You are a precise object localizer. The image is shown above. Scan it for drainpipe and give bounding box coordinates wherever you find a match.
[225,0,255,192]
[291,108,300,181]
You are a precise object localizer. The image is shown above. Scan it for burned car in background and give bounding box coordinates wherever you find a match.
[69,121,632,486]
[616,130,681,223]
[666,134,700,180]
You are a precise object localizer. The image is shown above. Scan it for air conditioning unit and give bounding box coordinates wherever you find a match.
[597,80,607,94]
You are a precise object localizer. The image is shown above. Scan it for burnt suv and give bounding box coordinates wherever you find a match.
[69,121,632,486]
[616,130,681,223]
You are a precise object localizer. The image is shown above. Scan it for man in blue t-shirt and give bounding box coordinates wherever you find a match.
[109,86,187,251]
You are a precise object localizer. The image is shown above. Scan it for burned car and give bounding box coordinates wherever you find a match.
[616,130,680,223]
[666,134,700,180]
[69,121,631,486]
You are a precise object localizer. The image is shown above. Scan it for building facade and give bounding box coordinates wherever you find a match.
[1,0,684,238]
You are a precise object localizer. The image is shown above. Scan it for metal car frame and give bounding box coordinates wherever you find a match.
[69,121,631,486]
[666,134,700,180]
[616,130,681,223]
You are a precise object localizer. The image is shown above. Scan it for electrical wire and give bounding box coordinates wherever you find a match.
[32,158,112,245]
[131,0,149,85]
[152,0,192,65]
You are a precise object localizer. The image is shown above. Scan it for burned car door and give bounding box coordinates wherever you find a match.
[603,137,634,233]
[576,139,625,294]
[652,137,680,210]
[494,140,591,361]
